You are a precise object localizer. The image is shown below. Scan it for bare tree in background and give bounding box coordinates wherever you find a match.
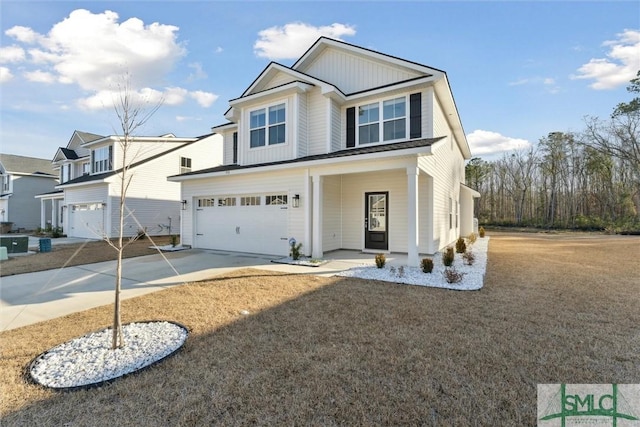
[107,76,162,349]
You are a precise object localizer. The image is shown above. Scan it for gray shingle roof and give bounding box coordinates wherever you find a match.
[0,154,56,176]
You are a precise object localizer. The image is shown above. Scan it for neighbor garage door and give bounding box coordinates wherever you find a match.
[69,203,105,239]
[194,194,289,255]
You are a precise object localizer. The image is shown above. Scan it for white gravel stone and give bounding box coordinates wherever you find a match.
[336,237,490,291]
[30,321,187,389]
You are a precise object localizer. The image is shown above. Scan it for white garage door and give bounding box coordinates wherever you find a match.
[194,194,289,256]
[69,203,104,239]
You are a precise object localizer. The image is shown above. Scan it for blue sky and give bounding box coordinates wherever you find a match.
[1,1,638,160]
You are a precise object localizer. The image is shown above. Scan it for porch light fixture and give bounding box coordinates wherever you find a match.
[292,194,300,208]
[181,199,188,210]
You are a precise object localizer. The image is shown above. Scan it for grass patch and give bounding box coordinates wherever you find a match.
[1,233,638,425]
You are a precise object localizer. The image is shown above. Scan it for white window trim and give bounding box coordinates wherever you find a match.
[248,100,288,150]
[92,145,112,174]
[356,95,409,146]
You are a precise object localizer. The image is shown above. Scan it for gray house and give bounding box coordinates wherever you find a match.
[0,154,58,232]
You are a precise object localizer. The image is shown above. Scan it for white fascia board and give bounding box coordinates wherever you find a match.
[434,78,471,159]
[211,122,238,133]
[345,76,436,103]
[170,145,433,182]
[81,135,196,148]
[229,81,314,107]
[55,179,108,190]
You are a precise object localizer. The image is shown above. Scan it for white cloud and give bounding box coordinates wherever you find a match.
[572,29,640,90]
[467,130,531,156]
[4,25,40,44]
[187,62,207,81]
[5,9,186,104]
[0,45,26,63]
[215,46,223,54]
[24,69,56,83]
[0,67,14,83]
[189,90,218,107]
[254,22,356,60]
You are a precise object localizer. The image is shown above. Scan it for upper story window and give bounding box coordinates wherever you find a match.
[1,175,10,192]
[82,162,90,175]
[61,163,71,183]
[180,157,192,174]
[358,97,406,145]
[92,146,112,174]
[250,103,286,148]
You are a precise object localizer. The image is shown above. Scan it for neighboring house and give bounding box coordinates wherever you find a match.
[0,154,58,232]
[37,130,222,239]
[169,37,479,265]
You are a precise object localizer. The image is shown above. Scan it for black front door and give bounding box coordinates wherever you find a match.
[364,192,388,250]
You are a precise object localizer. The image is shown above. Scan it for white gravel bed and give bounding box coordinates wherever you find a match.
[29,321,188,389]
[337,237,489,291]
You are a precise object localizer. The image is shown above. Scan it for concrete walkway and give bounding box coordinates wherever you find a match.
[1,248,407,331]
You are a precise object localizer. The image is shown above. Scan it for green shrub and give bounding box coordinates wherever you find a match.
[51,227,63,238]
[290,242,303,260]
[442,247,455,267]
[170,234,179,247]
[455,237,467,254]
[443,267,465,284]
[375,253,386,268]
[479,226,486,238]
[421,257,434,273]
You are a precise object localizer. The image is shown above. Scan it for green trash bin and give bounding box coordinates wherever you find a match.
[39,238,52,253]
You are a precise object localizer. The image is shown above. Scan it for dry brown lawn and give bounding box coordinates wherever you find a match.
[0,236,174,277]
[1,232,638,426]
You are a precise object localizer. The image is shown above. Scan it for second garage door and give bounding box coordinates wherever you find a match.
[69,203,105,239]
[194,194,289,256]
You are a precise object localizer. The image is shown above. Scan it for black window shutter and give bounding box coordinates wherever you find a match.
[346,107,356,148]
[410,92,422,139]
[232,132,238,163]
[108,145,113,170]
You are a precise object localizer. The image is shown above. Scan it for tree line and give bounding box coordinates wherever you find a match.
[466,72,640,232]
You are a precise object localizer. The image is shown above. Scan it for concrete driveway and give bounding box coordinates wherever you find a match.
[1,248,387,331]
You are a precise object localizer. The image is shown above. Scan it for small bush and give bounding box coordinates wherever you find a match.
[170,234,179,247]
[51,227,63,238]
[397,265,405,278]
[389,266,396,275]
[375,253,386,268]
[479,226,486,238]
[462,250,475,266]
[290,242,303,260]
[443,267,465,284]
[136,228,147,240]
[467,232,477,245]
[455,237,467,254]
[442,247,455,267]
[421,257,434,273]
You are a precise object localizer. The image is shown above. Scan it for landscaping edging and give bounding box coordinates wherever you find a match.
[27,320,189,391]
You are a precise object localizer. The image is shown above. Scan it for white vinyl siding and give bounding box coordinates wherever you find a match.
[302,47,422,95]
[330,99,342,152]
[222,131,236,165]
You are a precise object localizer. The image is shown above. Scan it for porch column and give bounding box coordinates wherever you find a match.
[40,199,46,229]
[407,167,420,266]
[311,174,323,259]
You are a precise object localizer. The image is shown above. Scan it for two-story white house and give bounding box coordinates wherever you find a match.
[169,37,479,265]
[0,154,58,232]
[38,130,222,239]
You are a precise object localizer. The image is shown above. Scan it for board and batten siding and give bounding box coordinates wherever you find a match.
[261,70,297,92]
[302,47,422,95]
[180,169,307,249]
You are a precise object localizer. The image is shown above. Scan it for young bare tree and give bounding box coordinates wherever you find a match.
[107,76,162,349]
